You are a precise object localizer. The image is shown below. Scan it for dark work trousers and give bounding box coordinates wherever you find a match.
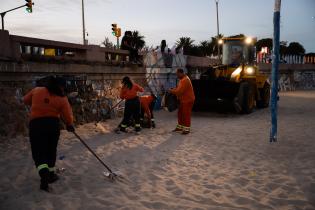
[120,97,141,128]
[29,117,60,175]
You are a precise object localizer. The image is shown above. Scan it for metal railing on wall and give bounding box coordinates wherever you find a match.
[257,53,315,64]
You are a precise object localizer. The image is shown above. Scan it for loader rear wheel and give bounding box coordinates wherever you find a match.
[242,82,255,114]
[257,82,270,108]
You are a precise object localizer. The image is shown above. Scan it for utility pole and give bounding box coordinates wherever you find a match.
[81,0,86,45]
[215,0,220,59]
[1,13,5,30]
[270,0,281,142]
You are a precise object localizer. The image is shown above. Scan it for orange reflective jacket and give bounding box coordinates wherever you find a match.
[140,95,154,118]
[23,87,74,126]
[120,83,144,100]
[172,75,195,103]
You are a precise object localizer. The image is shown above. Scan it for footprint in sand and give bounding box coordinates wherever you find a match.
[165,179,175,186]
[204,184,221,190]
[189,174,201,180]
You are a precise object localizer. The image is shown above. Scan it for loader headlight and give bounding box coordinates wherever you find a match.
[231,66,242,79]
[245,37,253,45]
[245,66,255,75]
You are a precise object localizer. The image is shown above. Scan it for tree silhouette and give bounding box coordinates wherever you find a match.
[287,42,305,55]
[256,38,273,52]
[199,40,212,56]
[101,37,114,48]
[131,31,146,50]
[210,34,224,56]
[176,37,195,54]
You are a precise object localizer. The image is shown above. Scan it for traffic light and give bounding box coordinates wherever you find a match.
[116,28,121,38]
[111,24,117,36]
[25,0,33,13]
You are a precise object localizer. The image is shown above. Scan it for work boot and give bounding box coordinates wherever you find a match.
[39,168,50,192]
[120,127,127,133]
[135,127,141,133]
[182,130,190,135]
[40,180,49,192]
[151,121,156,128]
[172,128,182,133]
[48,172,59,184]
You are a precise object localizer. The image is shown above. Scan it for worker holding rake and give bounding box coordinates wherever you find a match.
[24,76,75,192]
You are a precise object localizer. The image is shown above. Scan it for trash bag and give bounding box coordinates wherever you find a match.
[164,92,178,112]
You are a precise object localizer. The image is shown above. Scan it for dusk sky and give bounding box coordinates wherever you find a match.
[1,0,315,52]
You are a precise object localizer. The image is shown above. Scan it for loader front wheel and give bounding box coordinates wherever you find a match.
[257,82,270,108]
[242,82,255,114]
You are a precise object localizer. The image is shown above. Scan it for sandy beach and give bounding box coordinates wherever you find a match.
[0,91,315,210]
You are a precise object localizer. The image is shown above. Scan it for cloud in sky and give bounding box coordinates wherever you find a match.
[1,0,315,52]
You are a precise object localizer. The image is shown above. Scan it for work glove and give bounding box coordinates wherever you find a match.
[66,125,75,132]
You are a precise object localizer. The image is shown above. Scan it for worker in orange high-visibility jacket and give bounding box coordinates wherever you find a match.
[170,69,195,135]
[140,93,157,128]
[117,76,144,133]
[23,76,75,192]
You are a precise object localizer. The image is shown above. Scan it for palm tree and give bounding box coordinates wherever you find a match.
[131,31,145,50]
[209,34,224,56]
[199,40,212,56]
[176,37,195,54]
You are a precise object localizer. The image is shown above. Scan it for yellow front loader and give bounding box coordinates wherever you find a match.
[192,36,270,113]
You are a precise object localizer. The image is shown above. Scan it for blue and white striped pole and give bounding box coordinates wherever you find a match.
[270,0,281,142]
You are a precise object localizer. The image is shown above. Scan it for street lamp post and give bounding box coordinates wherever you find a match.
[81,0,86,45]
[215,0,220,59]
[270,0,281,142]
[0,4,31,30]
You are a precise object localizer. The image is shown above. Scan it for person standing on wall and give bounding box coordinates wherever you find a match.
[121,31,137,63]
[170,69,195,135]
[23,76,75,192]
[117,76,144,133]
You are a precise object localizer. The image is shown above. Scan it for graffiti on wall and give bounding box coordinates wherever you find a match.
[276,71,315,91]
[278,74,295,91]
[144,52,187,96]
[294,71,315,89]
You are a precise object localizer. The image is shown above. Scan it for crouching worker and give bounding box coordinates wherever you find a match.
[23,76,75,192]
[170,69,195,135]
[117,76,144,133]
[140,93,157,128]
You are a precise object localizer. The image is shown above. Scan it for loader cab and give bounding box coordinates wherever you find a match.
[221,37,256,66]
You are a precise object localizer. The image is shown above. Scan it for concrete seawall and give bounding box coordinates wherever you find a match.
[1,31,315,138]
[258,63,315,90]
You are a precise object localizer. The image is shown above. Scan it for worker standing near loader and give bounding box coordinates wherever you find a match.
[170,69,195,135]
[23,76,75,192]
[140,93,157,128]
[117,76,144,133]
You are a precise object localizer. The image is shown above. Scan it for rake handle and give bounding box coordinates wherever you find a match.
[72,131,113,173]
